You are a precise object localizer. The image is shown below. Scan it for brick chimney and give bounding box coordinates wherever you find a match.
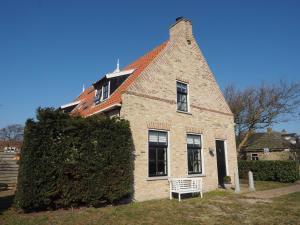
[169,17,193,42]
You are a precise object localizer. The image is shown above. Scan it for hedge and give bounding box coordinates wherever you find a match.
[15,108,133,212]
[238,160,299,183]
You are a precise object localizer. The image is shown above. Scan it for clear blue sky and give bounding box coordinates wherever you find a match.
[1,0,300,133]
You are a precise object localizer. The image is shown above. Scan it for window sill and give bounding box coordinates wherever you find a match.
[187,174,206,178]
[147,176,169,181]
[176,110,192,115]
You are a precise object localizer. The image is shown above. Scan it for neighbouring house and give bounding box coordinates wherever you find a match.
[240,128,300,161]
[61,17,238,201]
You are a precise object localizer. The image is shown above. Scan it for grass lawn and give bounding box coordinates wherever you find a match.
[0,181,299,225]
[240,179,293,191]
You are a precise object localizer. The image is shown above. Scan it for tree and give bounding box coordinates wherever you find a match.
[0,124,24,145]
[224,81,300,151]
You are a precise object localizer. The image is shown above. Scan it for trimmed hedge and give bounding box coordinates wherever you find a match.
[238,160,299,183]
[15,108,133,211]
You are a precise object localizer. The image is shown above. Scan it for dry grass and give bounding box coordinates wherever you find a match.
[0,181,299,225]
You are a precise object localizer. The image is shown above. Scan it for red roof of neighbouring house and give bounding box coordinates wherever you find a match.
[71,41,168,117]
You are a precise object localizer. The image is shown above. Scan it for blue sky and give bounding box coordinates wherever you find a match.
[0,0,300,133]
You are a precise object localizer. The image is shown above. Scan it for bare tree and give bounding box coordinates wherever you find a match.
[224,81,300,151]
[0,124,24,144]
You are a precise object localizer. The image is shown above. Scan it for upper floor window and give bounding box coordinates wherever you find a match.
[95,89,102,105]
[187,134,202,174]
[103,82,109,100]
[177,81,188,112]
[148,130,168,177]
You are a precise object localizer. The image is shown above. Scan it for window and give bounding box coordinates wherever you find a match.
[187,134,202,174]
[177,81,188,112]
[102,82,109,100]
[251,153,259,161]
[148,130,168,177]
[94,88,102,105]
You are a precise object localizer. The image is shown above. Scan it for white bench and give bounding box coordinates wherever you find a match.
[168,178,203,201]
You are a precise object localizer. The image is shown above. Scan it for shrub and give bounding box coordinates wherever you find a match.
[15,108,133,212]
[224,176,231,184]
[238,160,299,183]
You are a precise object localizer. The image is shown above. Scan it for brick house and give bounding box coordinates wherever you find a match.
[240,128,300,161]
[61,17,238,201]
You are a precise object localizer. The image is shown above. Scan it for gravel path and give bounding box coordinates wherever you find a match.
[245,182,300,199]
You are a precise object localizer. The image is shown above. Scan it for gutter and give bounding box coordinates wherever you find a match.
[86,103,122,117]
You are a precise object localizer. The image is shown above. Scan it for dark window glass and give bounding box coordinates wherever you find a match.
[148,130,168,177]
[251,154,259,160]
[187,134,202,174]
[95,89,102,104]
[103,83,109,100]
[177,82,188,112]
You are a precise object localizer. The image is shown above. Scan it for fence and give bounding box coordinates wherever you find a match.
[0,150,19,190]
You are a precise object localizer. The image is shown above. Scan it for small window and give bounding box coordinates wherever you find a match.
[187,134,202,174]
[95,89,102,105]
[148,130,168,177]
[102,82,109,100]
[177,81,188,112]
[251,153,259,160]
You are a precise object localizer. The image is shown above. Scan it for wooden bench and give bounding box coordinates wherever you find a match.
[168,178,203,201]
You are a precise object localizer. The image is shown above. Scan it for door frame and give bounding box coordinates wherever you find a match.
[215,139,229,179]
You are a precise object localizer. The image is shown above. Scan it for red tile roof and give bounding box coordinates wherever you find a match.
[72,41,168,117]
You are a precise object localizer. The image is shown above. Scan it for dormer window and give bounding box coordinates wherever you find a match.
[102,82,109,100]
[95,88,102,105]
[94,81,110,105]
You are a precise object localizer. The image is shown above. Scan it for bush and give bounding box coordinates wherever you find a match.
[224,176,231,184]
[15,108,133,212]
[238,160,299,183]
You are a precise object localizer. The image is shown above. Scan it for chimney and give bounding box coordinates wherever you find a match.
[169,17,193,42]
[267,127,272,133]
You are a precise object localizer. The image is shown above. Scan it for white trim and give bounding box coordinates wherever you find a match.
[86,103,121,117]
[186,133,205,176]
[215,139,229,176]
[105,69,135,79]
[60,100,81,109]
[147,129,170,179]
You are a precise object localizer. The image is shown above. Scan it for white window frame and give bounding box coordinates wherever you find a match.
[186,133,205,177]
[147,129,170,180]
[215,139,229,176]
[176,80,190,113]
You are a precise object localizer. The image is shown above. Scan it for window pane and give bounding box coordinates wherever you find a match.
[157,161,166,175]
[193,136,201,146]
[149,131,158,143]
[149,147,156,161]
[158,132,167,144]
[103,83,109,99]
[148,131,168,177]
[187,136,194,144]
[187,135,202,174]
[177,82,188,112]
[177,82,187,93]
[149,161,156,176]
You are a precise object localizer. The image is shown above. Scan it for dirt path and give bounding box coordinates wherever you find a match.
[244,182,300,199]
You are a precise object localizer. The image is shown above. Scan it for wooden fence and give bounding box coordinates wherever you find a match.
[0,150,19,190]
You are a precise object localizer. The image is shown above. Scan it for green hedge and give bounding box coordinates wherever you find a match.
[238,160,299,183]
[15,108,133,212]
